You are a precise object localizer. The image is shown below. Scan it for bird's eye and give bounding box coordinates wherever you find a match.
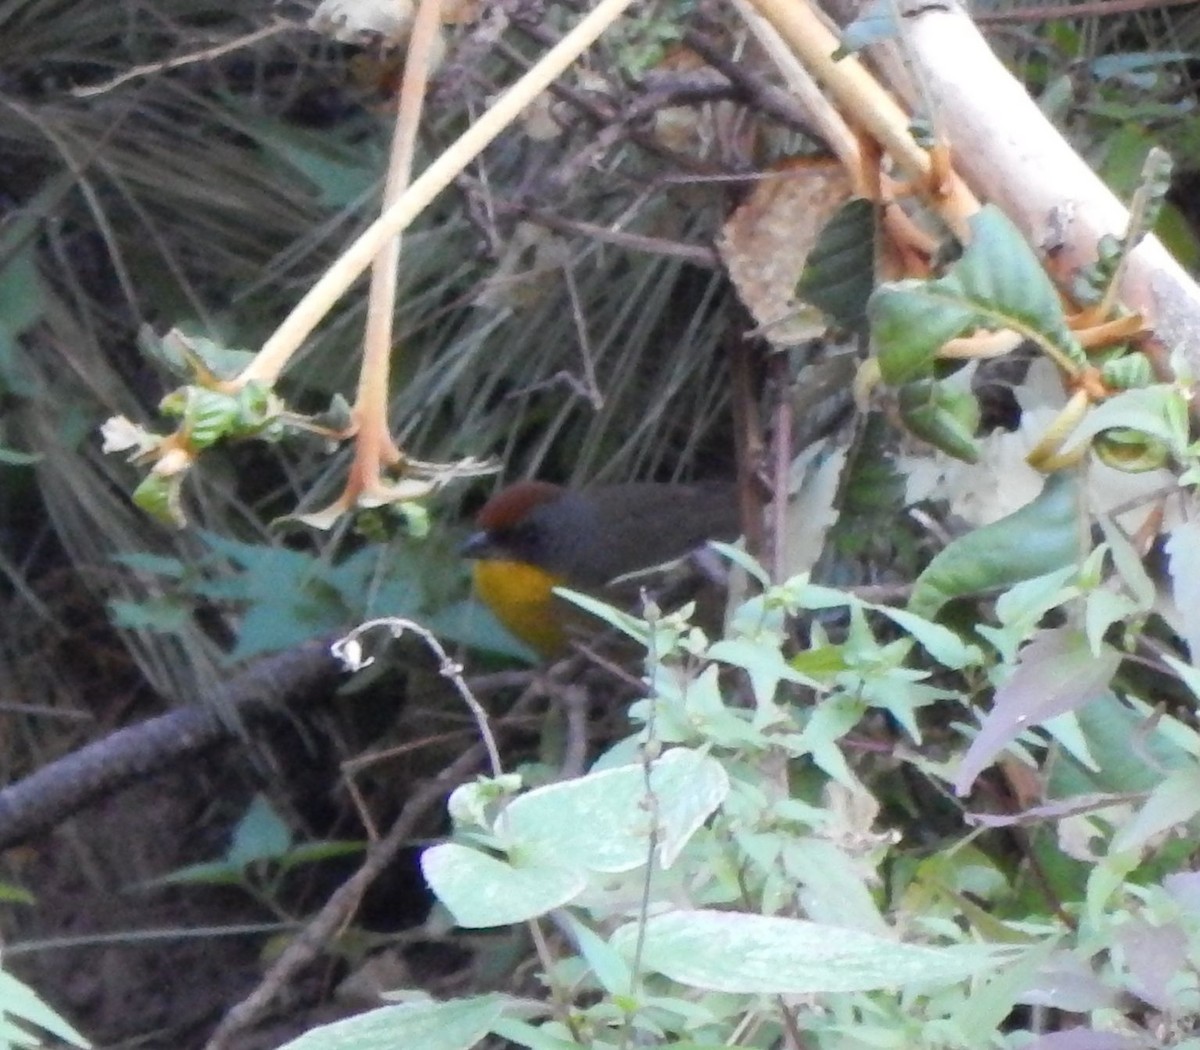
[495,520,542,559]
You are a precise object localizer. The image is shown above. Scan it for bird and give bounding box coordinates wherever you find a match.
[461,480,742,656]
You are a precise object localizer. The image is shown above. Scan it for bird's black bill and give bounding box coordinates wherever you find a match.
[459,530,495,559]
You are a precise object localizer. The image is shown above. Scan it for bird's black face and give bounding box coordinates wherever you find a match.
[460,518,548,566]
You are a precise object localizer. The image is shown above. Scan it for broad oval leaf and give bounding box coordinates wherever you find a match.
[421,843,585,929]
[500,747,729,872]
[611,910,1014,993]
[278,993,509,1050]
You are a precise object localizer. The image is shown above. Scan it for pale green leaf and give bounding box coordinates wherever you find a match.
[612,910,1014,993]
[278,994,508,1050]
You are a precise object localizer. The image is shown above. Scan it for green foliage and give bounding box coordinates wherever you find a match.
[897,375,981,464]
[109,532,530,661]
[0,967,88,1049]
[909,472,1081,618]
[869,206,1085,385]
[288,516,1200,1049]
[145,794,363,913]
[796,197,877,330]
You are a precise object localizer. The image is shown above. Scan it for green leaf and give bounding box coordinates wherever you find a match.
[490,1018,582,1050]
[420,843,586,928]
[909,472,1081,618]
[133,471,187,528]
[0,970,89,1048]
[611,910,1015,993]
[897,377,981,462]
[1059,384,1189,460]
[869,206,1083,385]
[277,839,366,873]
[0,883,33,906]
[558,914,633,996]
[141,860,246,888]
[0,446,38,466]
[500,748,729,871]
[867,604,983,669]
[954,627,1122,796]
[1110,767,1200,855]
[278,994,508,1050]
[795,197,876,328]
[227,794,293,866]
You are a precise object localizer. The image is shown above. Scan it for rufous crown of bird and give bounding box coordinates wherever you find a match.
[461,479,742,660]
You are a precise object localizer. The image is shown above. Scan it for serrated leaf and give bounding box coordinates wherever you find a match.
[795,197,876,329]
[870,206,1082,385]
[611,910,1013,993]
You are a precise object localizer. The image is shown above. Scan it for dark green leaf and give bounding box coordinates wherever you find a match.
[897,377,981,462]
[796,198,876,329]
[909,472,1081,618]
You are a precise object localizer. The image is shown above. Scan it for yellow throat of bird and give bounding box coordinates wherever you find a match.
[472,558,569,656]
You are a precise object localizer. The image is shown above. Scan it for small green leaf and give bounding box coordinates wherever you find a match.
[909,472,1081,618]
[132,471,187,528]
[0,970,89,1048]
[867,605,983,669]
[559,914,633,996]
[897,377,981,462]
[228,795,293,867]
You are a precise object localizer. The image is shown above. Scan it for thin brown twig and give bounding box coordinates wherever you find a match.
[202,740,492,1050]
[520,206,720,266]
[70,17,298,97]
[205,668,552,1048]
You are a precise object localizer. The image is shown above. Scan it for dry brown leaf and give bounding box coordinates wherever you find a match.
[718,159,852,346]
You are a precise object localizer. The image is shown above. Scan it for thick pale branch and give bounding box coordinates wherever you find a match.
[742,0,978,227]
[242,0,638,386]
[860,0,1200,367]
